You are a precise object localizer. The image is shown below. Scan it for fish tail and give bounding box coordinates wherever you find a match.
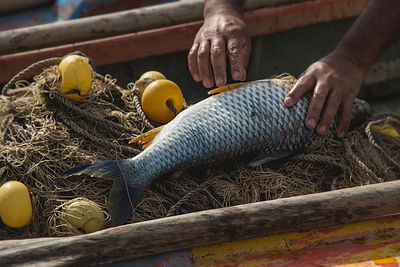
[63,160,145,226]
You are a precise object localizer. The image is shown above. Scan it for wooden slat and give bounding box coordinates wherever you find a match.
[0,0,307,55]
[1,179,400,266]
[0,0,53,14]
[191,215,400,266]
[0,0,369,84]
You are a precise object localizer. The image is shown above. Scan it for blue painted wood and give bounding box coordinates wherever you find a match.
[0,0,178,31]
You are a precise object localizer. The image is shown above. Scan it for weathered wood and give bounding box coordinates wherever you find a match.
[1,180,400,266]
[0,0,369,84]
[0,0,307,55]
[0,0,53,14]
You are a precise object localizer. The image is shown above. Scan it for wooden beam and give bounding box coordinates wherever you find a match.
[0,0,368,84]
[1,179,400,266]
[0,0,307,55]
[0,0,53,14]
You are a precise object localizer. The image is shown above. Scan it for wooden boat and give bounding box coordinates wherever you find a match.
[0,0,173,31]
[0,0,399,265]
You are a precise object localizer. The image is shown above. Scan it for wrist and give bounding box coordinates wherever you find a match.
[204,0,244,18]
[328,47,371,76]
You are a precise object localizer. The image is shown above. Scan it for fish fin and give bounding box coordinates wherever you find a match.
[129,125,165,147]
[63,160,145,226]
[207,82,247,95]
[247,151,293,167]
[109,175,145,226]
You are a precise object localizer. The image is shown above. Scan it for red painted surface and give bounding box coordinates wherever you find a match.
[0,0,368,84]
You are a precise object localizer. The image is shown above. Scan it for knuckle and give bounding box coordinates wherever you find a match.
[307,105,321,118]
[312,87,327,100]
[227,41,242,55]
[295,80,309,92]
[211,46,224,57]
[228,47,241,58]
[189,48,197,57]
[321,112,336,126]
[189,43,198,55]
[308,100,324,116]
[197,47,208,57]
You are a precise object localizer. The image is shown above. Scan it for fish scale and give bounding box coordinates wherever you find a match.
[64,78,370,226]
[132,78,312,205]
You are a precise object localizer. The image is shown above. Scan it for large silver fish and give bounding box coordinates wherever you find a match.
[64,78,370,226]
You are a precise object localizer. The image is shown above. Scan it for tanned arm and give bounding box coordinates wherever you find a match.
[284,0,400,138]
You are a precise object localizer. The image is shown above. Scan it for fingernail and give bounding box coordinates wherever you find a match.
[337,131,345,138]
[233,70,241,80]
[216,77,224,87]
[284,96,293,106]
[306,119,316,129]
[204,79,213,88]
[318,125,327,135]
[193,73,200,81]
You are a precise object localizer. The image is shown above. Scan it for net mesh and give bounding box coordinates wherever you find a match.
[1,55,399,239]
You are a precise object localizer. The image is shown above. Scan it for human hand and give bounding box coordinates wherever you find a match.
[283,53,367,138]
[188,12,250,88]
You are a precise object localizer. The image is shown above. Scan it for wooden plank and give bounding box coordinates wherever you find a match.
[0,0,53,14]
[191,215,400,266]
[1,180,400,266]
[0,0,307,55]
[0,0,369,84]
[102,215,400,266]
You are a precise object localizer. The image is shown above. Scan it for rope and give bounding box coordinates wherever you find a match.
[166,100,179,116]
[365,116,400,171]
[344,139,383,183]
[2,57,62,96]
[58,112,141,156]
[153,182,181,202]
[166,177,223,217]
[293,154,341,169]
[53,93,137,136]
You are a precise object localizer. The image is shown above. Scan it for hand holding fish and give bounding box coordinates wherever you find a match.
[188,0,250,88]
[283,52,366,138]
[285,0,400,138]
[190,0,400,138]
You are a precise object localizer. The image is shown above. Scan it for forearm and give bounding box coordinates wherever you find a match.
[204,0,244,18]
[333,0,400,73]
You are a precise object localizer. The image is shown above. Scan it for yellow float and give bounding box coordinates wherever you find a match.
[0,181,32,228]
[141,79,184,123]
[61,198,106,234]
[58,55,92,100]
[136,70,166,95]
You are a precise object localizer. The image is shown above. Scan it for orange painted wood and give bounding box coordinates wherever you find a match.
[0,0,368,84]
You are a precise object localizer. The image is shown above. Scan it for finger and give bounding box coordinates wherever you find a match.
[305,82,330,130]
[336,97,354,138]
[316,91,341,136]
[227,39,246,81]
[210,38,227,87]
[197,40,214,88]
[239,41,251,80]
[242,40,251,70]
[188,42,201,82]
[284,75,315,107]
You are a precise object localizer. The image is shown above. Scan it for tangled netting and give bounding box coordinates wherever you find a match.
[1,55,399,240]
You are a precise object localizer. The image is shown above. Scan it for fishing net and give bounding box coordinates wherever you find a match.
[0,53,399,239]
